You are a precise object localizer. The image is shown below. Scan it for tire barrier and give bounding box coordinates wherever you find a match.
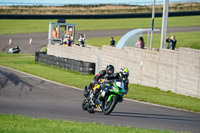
[35,52,46,62]
[1,11,200,19]
[35,52,95,75]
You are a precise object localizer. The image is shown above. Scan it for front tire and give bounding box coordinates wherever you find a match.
[87,101,95,113]
[103,95,117,115]
[82,99,88,111]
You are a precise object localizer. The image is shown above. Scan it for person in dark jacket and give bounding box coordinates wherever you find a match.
[87,65,115,96]
[76,34,85,47]
[110,37,115,47]
[105,67,129,94]
[63,35,72,47]
[166,35,177,50]
[95,67,129,105]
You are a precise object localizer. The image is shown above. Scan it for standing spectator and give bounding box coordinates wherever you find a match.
[52,28,57,39]
[136,37,145,49]
[63,35,72,47]
[166,35,177,50]
[110,37,115,47]
[76,34,85,47]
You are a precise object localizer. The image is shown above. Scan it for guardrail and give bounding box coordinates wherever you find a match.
[35,52,95,75]
[1,11,200,19]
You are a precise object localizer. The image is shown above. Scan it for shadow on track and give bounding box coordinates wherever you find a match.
[0,70,45,92]
[111,112,200,123]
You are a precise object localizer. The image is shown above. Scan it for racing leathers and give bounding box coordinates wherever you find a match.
[105,72,129,94]
[88,69,107,96]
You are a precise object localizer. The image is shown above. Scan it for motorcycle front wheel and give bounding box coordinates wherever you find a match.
[82,99,88,111]
[87,101,95,113]
[102,95,117,115]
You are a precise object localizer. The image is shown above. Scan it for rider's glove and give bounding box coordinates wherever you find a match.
[104,78,109,83]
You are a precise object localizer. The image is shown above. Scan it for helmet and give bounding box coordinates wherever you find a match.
[120,67,129,80]
[65,34,70,38]
[106,65,114,75]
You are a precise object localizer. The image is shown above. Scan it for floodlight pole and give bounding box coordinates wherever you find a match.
[150,0,155,50]
[160,0,169,49]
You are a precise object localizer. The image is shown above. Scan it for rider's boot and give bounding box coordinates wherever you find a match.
[83,86,89,97]
[119,97,123,103]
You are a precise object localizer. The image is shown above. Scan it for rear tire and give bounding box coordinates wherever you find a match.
[82,99,88,111]
[103,96,117,115]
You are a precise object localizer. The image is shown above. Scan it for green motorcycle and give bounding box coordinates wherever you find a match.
[101,79,125,115]
[86,79,125,115]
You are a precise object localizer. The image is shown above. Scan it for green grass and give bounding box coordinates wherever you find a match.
[0,114,179,133]
[0,16,200,34]
[0,53,93,88]
[127,84,200,112]
[86,36,121,47]
[86,31,200,49]
[40,46,47,52]
[143,31,200,49]
[0,53,200,112]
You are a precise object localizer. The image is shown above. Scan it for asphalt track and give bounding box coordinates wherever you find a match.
[1,27,200,132]
[0,65,200,133]
[0,26,200,54]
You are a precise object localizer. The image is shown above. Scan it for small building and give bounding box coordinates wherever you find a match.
[48,21,76,45]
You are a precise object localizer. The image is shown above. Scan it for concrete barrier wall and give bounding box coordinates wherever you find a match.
[101,46,200,98]
[101,46,160,87]
[176,48,200,98]
[47,44,200,98]
[158,49,178,93]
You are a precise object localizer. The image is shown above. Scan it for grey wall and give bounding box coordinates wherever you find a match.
[47,44,200,98]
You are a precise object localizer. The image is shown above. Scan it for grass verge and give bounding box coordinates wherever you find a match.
[0,114,180,133]
[0,15,200,34]
[0,53,200,112]
[86,31,200,50]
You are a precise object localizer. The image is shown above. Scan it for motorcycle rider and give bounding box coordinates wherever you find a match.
[96,67,129,106]
[105,67,129,94]
[8,46,21,53]
[84,65,115,97]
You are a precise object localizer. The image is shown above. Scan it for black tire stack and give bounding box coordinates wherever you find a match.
[35,52,95,75]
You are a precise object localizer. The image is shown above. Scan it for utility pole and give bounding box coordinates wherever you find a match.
[150,0,155,50]
[160,0,169,49]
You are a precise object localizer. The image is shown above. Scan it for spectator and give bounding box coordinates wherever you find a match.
[136,37,145,49]
[76,34,85,47]
[52,28,57,39]
[63,35,72,47]
[166,35,177,50]
[110,37,115,47]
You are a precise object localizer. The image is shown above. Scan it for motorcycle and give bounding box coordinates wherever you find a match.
[82,79,125,115]
[81,79,106,113]
[8,46,21,54]
[99,79,125,115]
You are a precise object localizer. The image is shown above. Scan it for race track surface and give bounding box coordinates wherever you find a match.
[0,66,200,133]
[0,26,200,54]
